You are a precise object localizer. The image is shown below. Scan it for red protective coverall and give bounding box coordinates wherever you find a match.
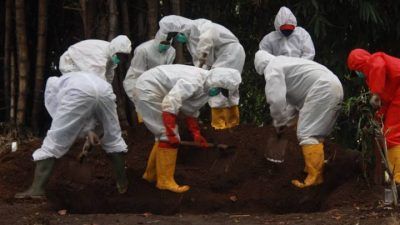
[348,48,400,148]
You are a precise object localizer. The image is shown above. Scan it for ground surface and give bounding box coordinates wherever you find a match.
[1,124,399,224]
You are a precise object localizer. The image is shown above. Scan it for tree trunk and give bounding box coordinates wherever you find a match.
[120,0,130,36]
[119,0,137,125]
[79,0,89,38]
[136,0,146,42]
[106,0,129,128]
[32,0,48,131]
[170,0,184,63]
[108,0,118,41]
[10,52,16,124]
[147,0,158,39]
[3,0,12,121]
[96,0,109,40]
[15,0,30,125]
[80,0,97,38]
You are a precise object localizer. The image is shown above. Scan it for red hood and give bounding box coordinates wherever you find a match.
[347,48,371,72]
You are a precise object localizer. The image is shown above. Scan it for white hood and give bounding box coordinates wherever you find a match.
[158,15,194,38]
[274,6,297,31]
[109,35,132,56]
[205,67,242,91]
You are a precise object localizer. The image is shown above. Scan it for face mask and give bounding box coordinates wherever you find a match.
[208,87,221,97]
[158,43,170,53]
[175,33,187,43]
[355,71,365,79]
[111,55,120,65]
[281,29,293,37]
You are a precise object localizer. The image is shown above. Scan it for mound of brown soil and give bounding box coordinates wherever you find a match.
[0,124,377,215]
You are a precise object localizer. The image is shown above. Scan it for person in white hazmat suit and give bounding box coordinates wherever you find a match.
[157,15,246,130]
[133,65,241,193]
[259,6,315,60]
[123,33,176,123]
[254,50,343,188]
[15,71,129,199]
[59,35,132,83]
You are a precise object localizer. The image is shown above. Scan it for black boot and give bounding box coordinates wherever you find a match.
[109,153,128,194]
[15,158,56,199]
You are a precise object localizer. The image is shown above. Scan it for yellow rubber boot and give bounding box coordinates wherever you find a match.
[142,142,158,183]
[387,145,400,184]
[137,112,143,124]
[292,143,324,188]
[156,147,190,193]
[226,105,240,128]
[211,108,227,130]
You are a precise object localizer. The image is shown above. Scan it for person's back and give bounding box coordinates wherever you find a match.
[59,40,110,79]
[59,35,131,82]
[45,72,113,119]
[263,55,340,107]
[135,64,206,96]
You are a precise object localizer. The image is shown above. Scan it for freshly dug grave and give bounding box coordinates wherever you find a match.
[0,124,376,215]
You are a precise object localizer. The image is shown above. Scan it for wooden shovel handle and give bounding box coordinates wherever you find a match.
[180,141,231,150]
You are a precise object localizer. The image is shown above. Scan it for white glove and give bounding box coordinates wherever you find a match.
[198,52,208,68]
[87,131,101,146]
[369,94,381,109]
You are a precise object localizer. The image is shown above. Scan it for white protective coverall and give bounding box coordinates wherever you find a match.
[123,37,176,104]
[133,64,242,141]
[159,15,246,108]
[32,71,128,161]
[59,35,132,83]
[259,6,315,60]
[254,50,343,145]
[158,15,245,129]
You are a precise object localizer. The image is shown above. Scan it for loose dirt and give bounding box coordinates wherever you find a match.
[0,124,398,224]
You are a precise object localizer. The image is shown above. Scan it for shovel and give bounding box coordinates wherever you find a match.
[264,132,288,163]
[180,140,236,156]
[77,138,94,163]
[375,136,398,206]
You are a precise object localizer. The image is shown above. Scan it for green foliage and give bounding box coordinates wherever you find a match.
[334,82,386,180]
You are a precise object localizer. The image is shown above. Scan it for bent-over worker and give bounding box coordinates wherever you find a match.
[158,15,245,130]
[15,71,129,199]
[348,48,400,183]
[254,50,343,188]
[133,64,241,193]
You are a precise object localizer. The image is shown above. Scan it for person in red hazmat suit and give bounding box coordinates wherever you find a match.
[347,48,400,183]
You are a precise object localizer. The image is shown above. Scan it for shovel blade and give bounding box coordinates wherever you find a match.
[264,135,288,163]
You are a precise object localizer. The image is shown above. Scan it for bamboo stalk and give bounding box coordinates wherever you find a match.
[15,0,30,125]
[3,0,12,121]
[32,0,48,131]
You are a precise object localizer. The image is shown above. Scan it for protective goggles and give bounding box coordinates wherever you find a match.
[208,87,229,98]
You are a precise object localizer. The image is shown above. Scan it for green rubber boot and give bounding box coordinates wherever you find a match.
[109,153,129,194]
[14,158,56,199]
